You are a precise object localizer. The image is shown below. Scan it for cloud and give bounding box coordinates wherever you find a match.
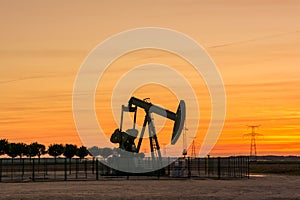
[208,31,300,49]
[0,75,50,84]
[0,73,74,85]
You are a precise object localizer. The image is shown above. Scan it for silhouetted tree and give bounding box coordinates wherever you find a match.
[48,144,64,162]
[26,142,39,159]
[63,144,77,159]
[76,146,89,160]
[36,143,46,161]
[0,139,8,156]
[7,143,18,159]
[63,144,77,174]
[99,148,113,159]
[15,143,27,161]
[48,144,64,179]
[26,142,46,164]
[26,142,46,172]
[6,143,19,167]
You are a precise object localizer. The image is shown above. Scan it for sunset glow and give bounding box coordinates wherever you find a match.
[0,1,299,156]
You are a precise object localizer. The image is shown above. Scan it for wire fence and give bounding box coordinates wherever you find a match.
[0,156,249,182]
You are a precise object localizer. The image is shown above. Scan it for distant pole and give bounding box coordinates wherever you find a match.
[244,125,261,160]
[182,125,188,157]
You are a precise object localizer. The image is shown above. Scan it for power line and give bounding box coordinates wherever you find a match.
[182,125,188,157]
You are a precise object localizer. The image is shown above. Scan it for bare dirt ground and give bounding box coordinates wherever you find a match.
[1,175,300,200]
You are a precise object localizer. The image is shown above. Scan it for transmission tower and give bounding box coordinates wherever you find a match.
[244,125,262,160]
[190,137,196,158]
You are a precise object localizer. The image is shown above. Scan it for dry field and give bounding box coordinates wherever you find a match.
[0,175,300,200]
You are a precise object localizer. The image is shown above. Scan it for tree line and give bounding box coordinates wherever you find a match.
[0,139,118,161]
[0,139,90,160]
[0,139,145,163]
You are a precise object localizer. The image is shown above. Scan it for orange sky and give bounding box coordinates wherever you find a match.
[0,0,299,156]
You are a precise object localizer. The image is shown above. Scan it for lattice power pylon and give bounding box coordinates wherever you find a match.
[244,125,262,160]
[190,137,196,158]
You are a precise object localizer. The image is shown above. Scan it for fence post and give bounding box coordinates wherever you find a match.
[92,157,95,174]
[84,159,87,179]
[32,159,35,181]
[167,157,170,176]
[217,157,221,179]
[11,158,13,181]
[96,159,99,180]
[64,158,67,181]
[54,158,57,180]
[0,159,2,182]
[76,159,78,179]
[197,158,200,177]
[240,157,242,177]
[247,156,250,179]
[228,157,231,177]
[188,157,191,178]
[69,158,72,175]
[233,157,236,177]
[21,158,25,180]
[241,157,244,178]
[44,158,48,175]
[206,155,210,177]
[205,156,207,176]
[43,158,46,180]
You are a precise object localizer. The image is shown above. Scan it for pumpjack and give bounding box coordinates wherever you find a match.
[110,96,186,160]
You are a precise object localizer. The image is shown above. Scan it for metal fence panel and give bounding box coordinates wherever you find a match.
[0,156,249,182]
